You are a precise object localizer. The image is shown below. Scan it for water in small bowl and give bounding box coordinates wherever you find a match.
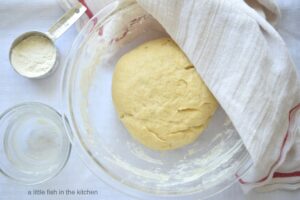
[0,103,71,185]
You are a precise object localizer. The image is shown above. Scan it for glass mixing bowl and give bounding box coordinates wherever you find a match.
[61,1,252,199]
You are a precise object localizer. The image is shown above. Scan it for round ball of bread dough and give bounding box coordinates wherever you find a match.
[112,38,218,150]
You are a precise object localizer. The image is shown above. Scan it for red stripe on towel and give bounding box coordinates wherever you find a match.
[79,0,94,18]
[237,103,300,184]
[273,171,300,178]
[79,0,98,27]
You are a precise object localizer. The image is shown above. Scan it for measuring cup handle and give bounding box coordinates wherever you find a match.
[47,2,87,41]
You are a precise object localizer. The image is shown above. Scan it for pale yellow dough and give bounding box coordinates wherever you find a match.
[112,38,218,150]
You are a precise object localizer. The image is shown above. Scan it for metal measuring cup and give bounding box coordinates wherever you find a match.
[9,3,87,79]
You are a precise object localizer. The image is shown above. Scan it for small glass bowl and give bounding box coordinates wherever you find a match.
[0,102,71,185]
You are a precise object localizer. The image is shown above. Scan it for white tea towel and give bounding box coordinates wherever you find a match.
[59,0,300,192]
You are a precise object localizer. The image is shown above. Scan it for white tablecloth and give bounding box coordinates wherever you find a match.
[0,0,299,199]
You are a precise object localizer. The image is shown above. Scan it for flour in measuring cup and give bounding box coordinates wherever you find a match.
[11,35,56,77]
